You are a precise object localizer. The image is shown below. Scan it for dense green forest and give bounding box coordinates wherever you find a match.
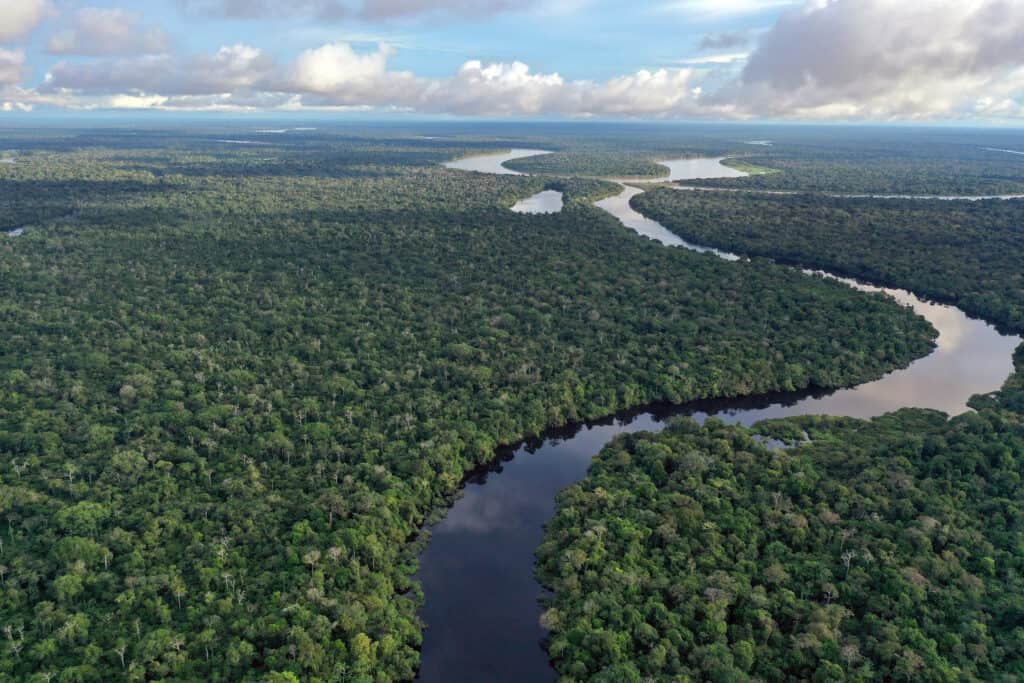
[0,131,934,681]
[490,124,1024,194]
[538,347,1024,681]
[671,139,1024,195]
[537,132,1024,682]
[633,189,1024,332]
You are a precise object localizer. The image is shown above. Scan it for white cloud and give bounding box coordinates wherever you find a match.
[176,0,544,19]
[572,68,709,116]
[47,8,171,56]
[282,42,426,106]
[13,0,1024,122]
[660,0,797,18]
[717,0,1024,120]
[435,60,565,115]
[0,49,26,84]
[35,40,707,117]
[678,53,749,65]
[289,42,392,92]
[0,0,52,42]
[43,43,274,97]
[105,93,170,108]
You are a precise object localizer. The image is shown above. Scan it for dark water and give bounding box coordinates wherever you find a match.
[415,152,1021,682]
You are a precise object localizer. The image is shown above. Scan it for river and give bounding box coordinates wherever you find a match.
[418,151,1021,682]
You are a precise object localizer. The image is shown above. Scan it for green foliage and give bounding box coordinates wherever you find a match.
[0,132,932,681]
[675,136,1024,195]
[541,136,1024,682]
[635,189,1024,332]
[721,159,778,176]
[505,150,672,178]
[538,395,1024,681]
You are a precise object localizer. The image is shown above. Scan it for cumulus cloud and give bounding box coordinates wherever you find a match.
[284,43,421,103]
[11,0,1024,121]
[43,43,274,96]
[574,68,709,116]
[718,0,1024,119]
[176,0,538,19]
[0,49,26,84]
[435,60,565,115]
[47,8,171,56]
[0,0,52,42]
[35,40,707,117]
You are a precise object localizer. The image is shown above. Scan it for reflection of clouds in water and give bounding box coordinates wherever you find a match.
[789,316,1017,417]
[725,273,1021,418]
[596,187,687,247]
[443,149,550,176]
[919,303,970,352]
[435,484,536,535]
[663,158,748,182]
[875,286,969,353]
[433,421,658,536]
[511,190,564,215]
[596,186,739,259]
[818,277,972,355]
[869,286,967,352]
[424,149,1024,682]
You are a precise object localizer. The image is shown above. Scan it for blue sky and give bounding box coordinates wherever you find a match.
[2,0,1023,122]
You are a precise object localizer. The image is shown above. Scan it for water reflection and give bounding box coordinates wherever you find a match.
[443,149,551,175]
[661,156,748,182]
[590,169,1020,418]
[416,151,1022,683]
[596,157,746,257]
[595,185,740,259]
[511,190,564,214]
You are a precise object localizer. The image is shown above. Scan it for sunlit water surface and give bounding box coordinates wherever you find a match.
[415,151,1021,682]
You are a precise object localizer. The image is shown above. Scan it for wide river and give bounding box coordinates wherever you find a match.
[416,151,1022,682]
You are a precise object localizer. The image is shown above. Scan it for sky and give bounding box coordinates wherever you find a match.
[1,0,1023,123]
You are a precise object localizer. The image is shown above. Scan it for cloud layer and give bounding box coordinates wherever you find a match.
[47,8,171,56]
[38,41,710,117]
[3,0,1024,121]
[0,49,27,85]
[175,0,536,20]
[0,0,52,41]
[721,0,1024,119]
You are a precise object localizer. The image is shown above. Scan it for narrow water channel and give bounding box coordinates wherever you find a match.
[418,151,1022,682]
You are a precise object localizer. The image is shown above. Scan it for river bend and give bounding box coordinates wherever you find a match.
[417,151,1021,682]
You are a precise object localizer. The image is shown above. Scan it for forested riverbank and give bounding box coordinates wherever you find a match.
[0,132,935,682]
[672,139,1024,195]
[536,149,1024,682]
[633,189,1024,332]
[538,349,1024,681]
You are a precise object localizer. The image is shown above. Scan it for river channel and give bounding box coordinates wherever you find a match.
[415,151,1022,682]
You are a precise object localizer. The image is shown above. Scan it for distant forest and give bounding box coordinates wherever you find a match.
[1,124,1023,682]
